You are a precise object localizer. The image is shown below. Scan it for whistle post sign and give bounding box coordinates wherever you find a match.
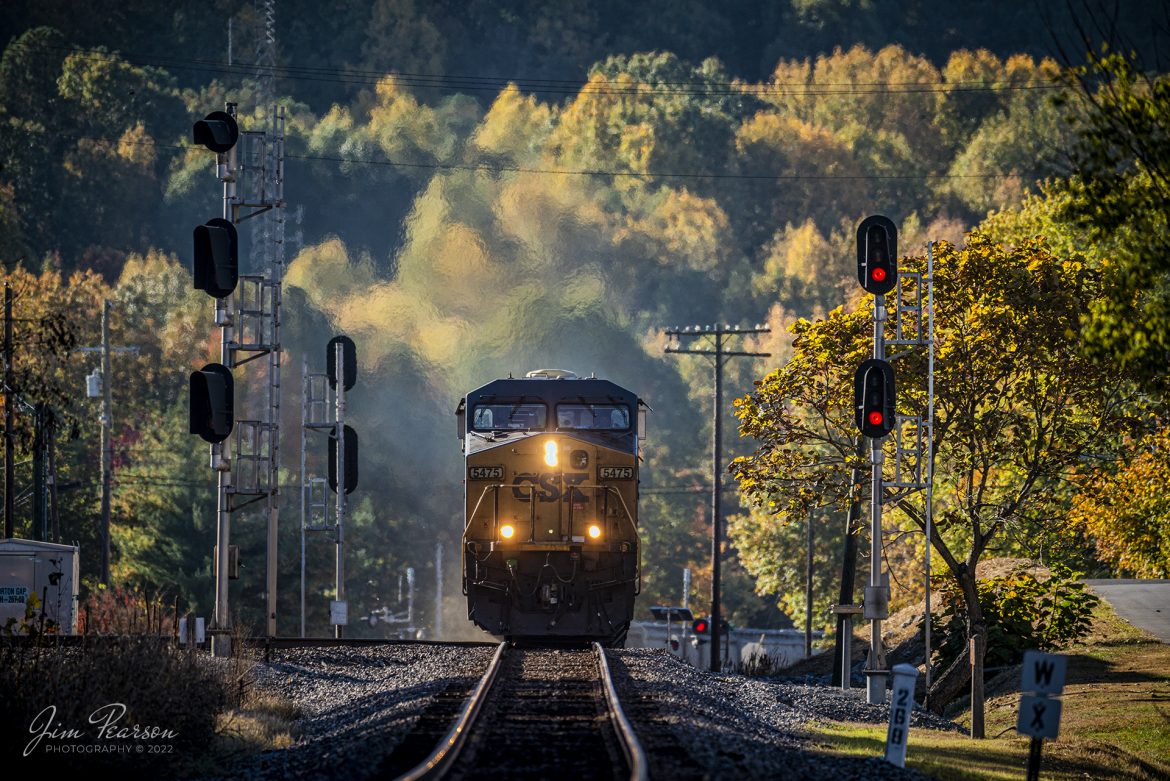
[1020,650,1067,697]
[1017,650,1067,780]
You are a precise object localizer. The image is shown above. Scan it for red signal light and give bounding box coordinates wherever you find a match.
[870,267,887,282]
[693,619,709,634]
[867,411,884,426]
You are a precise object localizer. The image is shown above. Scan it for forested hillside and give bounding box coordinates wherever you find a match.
[1,0,1167,640]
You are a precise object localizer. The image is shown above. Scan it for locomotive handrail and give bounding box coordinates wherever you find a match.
[463,483,639,542]
[462,483,507,537]
[594,642,649,781]
[462,481,641,594]
[395,641,508,781]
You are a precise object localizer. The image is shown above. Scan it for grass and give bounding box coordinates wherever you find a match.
[208,692,303,759]
[807,601,1170,780]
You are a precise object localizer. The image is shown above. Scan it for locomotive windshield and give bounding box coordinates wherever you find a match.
[556,403,630,431]
[472,403,547,431]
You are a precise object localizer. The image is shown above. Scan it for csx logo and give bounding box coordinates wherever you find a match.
[512,472,589,503]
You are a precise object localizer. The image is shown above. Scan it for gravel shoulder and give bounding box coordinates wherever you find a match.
[612,648,958,780]
[203,644,496,781]
[209,643,961,780]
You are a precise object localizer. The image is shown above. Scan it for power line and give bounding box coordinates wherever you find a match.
[27,43,1066,99]
[66,133,1027,182]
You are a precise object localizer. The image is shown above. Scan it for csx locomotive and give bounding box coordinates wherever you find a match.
[457,370,645,646]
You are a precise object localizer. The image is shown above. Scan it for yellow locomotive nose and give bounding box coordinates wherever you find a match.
[544,440,558,467]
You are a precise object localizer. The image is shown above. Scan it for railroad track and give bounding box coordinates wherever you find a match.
[387,643,647,781]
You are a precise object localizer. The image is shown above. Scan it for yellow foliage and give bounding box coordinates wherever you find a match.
[285,237,378,313]
[307,104,355,153]
[1070,428,1170,578]
[116,123,156,166]
[624,187,729,272]
[469,84,553,161]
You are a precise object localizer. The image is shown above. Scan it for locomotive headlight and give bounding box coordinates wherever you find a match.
[544,440,558,467]
[587,524,602,540]
[500,524,515,540]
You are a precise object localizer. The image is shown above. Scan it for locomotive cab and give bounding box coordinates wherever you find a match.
[458,370,644,646]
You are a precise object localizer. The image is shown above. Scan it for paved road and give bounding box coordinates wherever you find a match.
[1084,579,1170,643]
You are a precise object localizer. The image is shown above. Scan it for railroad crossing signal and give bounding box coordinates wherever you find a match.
[857,215,898,295]
[189,363,234,443]
[854,359,896,439]
[192,218,239,299]
[192,110,239,154]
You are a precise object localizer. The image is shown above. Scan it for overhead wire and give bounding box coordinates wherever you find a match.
[24,42,1068,99]
[62,132,1024,182]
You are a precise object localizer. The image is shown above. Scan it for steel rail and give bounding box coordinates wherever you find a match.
[594,642,649,781]
[396,641,508,781]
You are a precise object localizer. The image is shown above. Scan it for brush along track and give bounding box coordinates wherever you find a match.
[391,643,646,781]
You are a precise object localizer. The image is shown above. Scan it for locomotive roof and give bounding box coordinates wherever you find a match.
[465,375,638,405]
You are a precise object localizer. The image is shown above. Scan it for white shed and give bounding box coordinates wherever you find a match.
[0,538,80,634]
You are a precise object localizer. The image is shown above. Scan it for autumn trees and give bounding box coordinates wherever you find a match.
[730,235,1138,704]
[1,2,1167,637]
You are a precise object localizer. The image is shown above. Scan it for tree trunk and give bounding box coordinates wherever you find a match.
[926,648,971,714]
[956,563,988,737]
[970,626,987,738]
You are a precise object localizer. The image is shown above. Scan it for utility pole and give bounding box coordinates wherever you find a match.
[434,541,443,639]
[77,306,137,581]
[251,0,283,641]
[665,323,770,672]
[805,504,814,659]
[832,437,866,687]
[47,409,60,543]
[866,293,889,704]
[100,300,112,584]
[3,280,13,539]
[334,339,346,639]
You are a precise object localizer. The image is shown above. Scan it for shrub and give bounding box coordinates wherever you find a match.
[926,564,1099,671]
[0,584,230,777]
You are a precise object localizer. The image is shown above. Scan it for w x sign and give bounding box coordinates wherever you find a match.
[1020,650,1067,696]
[1017,695,1062,738]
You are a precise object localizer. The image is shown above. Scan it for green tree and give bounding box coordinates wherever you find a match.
[731,233,1135,713]
[1058,49,1170,393]
[1070,426,1170,578]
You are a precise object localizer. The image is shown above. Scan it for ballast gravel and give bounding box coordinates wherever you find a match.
[612,648,957,780]
[205,644,496,781]
[209,643,960,780]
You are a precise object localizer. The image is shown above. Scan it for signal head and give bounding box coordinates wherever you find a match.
[192,110,239,154]
[192,217,238,299]
[856,215,898,296]
[328,425,359,494]
[854,359,896,439]
[189,363,234,443]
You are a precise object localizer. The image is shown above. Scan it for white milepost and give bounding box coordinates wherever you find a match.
[884,663,919,767]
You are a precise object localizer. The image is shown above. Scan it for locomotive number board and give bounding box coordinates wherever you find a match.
[598,466,635,480]
[468,465,505,480]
